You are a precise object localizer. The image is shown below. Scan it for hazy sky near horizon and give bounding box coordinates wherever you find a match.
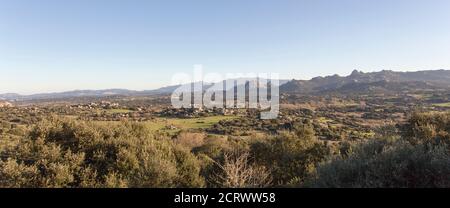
[1,0,450,94]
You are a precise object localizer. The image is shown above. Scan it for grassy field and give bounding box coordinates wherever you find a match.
[316,117,334,123]
[432,102,450,107]
[95,115,238,133]
[106,109,134,114]
[149,115,238,130]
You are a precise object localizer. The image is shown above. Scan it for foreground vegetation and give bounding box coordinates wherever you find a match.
[0,110,449,188]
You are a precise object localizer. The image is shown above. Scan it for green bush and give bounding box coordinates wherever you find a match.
[306,139,450,188]
[403,112,450,145]
[0,117,205,188]
[250,123,331,185]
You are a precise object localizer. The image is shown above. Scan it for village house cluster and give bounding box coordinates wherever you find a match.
[69,101,120,109]
[0,101,13,108]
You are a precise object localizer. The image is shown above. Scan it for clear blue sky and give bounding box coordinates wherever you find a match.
[1,0,450,94]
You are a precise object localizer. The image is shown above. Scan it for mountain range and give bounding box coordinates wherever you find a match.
[280,69,450,94]
[1,69,450,101]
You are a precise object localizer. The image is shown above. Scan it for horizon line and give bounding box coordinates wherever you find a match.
[1,68,449,95]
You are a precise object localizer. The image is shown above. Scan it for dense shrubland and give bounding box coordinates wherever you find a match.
[306,112,450,188]
[0,117,204,187]
[0,112,449,188]
[306,139,450,187]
